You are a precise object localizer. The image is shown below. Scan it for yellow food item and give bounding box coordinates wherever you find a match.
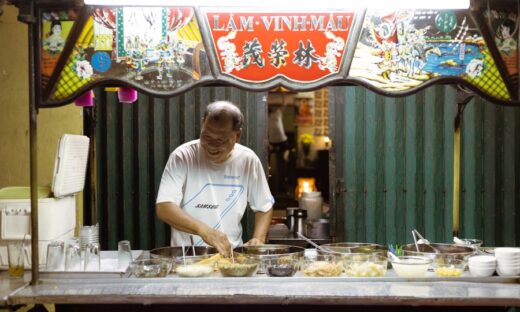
[196,254,222,266]
[303,261,342,277]
[435,266,462,277]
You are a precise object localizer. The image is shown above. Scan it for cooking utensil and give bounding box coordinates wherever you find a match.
[296,232,332,253]
[412,229,441,253]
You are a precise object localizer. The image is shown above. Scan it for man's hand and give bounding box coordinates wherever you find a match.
[200,227,232,257]
[244,237,264,246]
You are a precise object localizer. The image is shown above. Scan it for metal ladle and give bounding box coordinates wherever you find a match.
[411,229,441,253]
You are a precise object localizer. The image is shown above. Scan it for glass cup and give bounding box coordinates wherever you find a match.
[46,240,65,271]
[118,240,133,270]
[7,241,25,278]
[84,242,100,271]
[65,238,82,271]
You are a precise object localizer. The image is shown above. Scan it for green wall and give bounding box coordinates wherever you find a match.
[331,85,520,247]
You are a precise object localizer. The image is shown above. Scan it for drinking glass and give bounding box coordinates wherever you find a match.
[7,241,25,278]
[65,238,82,271]
[46,240,65,271]
[118,240,133,270]
[84,242,100,271]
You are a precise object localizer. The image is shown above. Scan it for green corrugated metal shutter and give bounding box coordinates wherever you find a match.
[331,85,520,247]
[86,87,267,250]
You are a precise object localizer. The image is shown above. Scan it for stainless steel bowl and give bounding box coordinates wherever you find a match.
[402,243,476,267]
[150,246,218,259]
[318,242,387,255]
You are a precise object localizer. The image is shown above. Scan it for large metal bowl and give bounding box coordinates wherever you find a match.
[402,243,476,267]
[150,246,218,259]
[318,242,388,271]
[318,242,388,255]
[233,244,305,274]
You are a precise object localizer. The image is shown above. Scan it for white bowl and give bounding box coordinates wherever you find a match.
[496,266,520,276]
[494,247,520,258]
[468,255,496,265]
[469,265,495,277]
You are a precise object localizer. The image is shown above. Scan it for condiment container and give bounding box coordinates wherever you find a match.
[299,191,323,220]
[263,258,298,277]
[433,258,465,277]
[344,254,388,277]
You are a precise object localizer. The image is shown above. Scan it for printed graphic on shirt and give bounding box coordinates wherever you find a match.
[181,183,244,246]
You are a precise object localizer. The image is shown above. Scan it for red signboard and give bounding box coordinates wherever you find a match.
[204,11,355,83]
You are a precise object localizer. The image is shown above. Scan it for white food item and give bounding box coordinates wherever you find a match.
[346,261,387,277]
[391,261,430,278]
[176,264,213,277]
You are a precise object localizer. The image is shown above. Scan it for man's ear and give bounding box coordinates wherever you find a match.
[235,129,242,142]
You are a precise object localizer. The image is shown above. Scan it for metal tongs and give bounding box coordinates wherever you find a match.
[411,229,441,253]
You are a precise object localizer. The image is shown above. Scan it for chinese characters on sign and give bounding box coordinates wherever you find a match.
[204,11,355,83]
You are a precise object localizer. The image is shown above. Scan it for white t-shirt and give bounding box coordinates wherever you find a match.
[156,139,274,248]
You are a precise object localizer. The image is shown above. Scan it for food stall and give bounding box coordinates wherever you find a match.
[2,0,520,310]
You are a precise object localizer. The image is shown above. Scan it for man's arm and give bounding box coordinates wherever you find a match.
[156,202,232,256]
[244,209,273,246]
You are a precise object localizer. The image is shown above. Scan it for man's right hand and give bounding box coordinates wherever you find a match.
[200,227,232,257]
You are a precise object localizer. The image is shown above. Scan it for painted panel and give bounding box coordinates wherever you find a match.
[48,7,211,103]
[201,10,355,82]
[350,10,511,101]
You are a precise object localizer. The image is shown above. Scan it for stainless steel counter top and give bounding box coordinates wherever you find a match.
[6,272,520,307]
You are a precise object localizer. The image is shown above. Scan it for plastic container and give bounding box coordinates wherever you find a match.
[345,254,388,277]
[433,258,465,277]
[302,255,342,277]
[390,256,431,278]
[299,191,323,220]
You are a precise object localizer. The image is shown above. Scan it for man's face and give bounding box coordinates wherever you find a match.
[200,115,240,163]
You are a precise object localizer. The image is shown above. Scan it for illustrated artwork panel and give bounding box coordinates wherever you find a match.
[48,7,211,102]
[350,9,511,101]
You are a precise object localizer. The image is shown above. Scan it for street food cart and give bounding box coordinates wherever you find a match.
[3,0,520,310]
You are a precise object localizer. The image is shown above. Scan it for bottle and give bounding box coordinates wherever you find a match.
[299,191,323,220]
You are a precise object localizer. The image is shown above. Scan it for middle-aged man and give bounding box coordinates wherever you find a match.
[156,101,274,256]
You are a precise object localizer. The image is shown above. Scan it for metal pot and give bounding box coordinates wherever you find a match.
[305,219,330,239]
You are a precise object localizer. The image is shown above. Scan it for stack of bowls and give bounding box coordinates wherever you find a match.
[468,255,496,277]
[495,247,520,276]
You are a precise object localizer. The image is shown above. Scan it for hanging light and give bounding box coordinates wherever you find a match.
[117,87,138,104]
[74,90,95,107]
[83,0,470,9]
